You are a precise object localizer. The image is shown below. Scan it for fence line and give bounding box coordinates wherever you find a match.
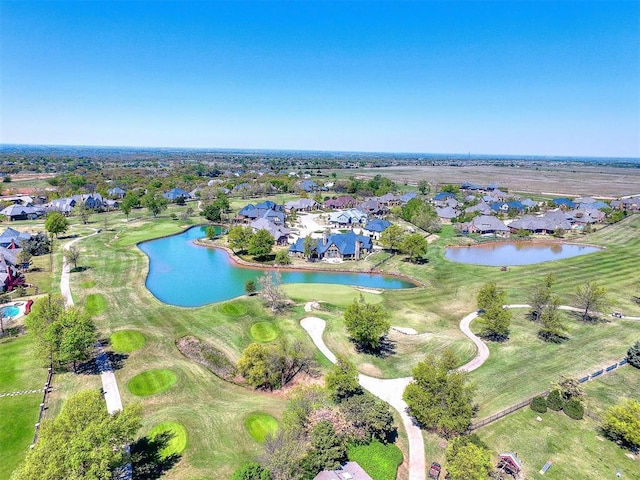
[470,357,628,431]
[31,364,53,446]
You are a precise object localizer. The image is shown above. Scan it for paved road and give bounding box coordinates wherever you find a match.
[60,230,124,414]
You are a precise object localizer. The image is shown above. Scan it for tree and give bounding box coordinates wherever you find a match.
[75,204,92,224]
[573,281,608,322]
[248,229,275,259]
[302,420,346,476]
[245,279,257,296]
[627,340,640,368]
[538,294,568,342]
[477,302,511,341]
[343,296,390,351]
[339,393,396,443]
[231,462,271,480]
[528,273,555,322]
[58,309,97,373]
[477,282,506,310]
[403,349,475,437]
[258,271,286,312]
[120,192,139,220]
[66,245,81,270]
[325,355,361,401]
[17,248,32,271]
[303,234,316,260]
[12,389,141,480]
[227,225,254,254]
[205,225,217,240]
[141,192,168,218]
[45,211,69,238]
[262,429,307,480]
[418,180,429,195]
[555,376,585,402]
[401,233,428,263]
[25,294,67,365]
[274,250,291,265]
[445,437,493,480]
[23,232,51,256]
[602,399,640,448]
[201,204,222,222]
[379,224,405,252]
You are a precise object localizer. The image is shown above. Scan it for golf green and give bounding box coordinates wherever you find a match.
[245,412,279,443]
[220,302,248,316]
[127,369,178,396]
[250,322,279,342]
[110,330,146,353]
[149,421,188,458]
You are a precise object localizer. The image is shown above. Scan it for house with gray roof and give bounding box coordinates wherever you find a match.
[289,231,372,261]
[508,211,571,234]
[249,218,290,245]
[313,462,373,480]
[328,209,368,228]
[436,206,460,222]
[0,205,45,221]
[325,196,357,209]
[107,186,126,198]
[0,228,32,248]
[285,198,318,212]
[162,188,190,202]
[465,201,493,216]
[464,215,509,236]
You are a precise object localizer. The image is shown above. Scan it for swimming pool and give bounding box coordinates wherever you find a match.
[1,305,20,318]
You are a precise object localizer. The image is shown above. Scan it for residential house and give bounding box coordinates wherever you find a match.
[566,208,605,225]
[436,206,460,222]
[325,196,357,209]
[357,199,388,217]
[284,198,318,212]
[464,215,509,236]
[0,228,32,248]
[289,231,372,261]
[465,201,493,216]
[363,219,392,239]
[107,186,126,198]
[490,201,525,215]
[328,209,368,228]
[313,462,373,480]
[0,247,25,292]
[299,180,318,192]
[433,192,456,202]
[552,197,576,209]
[163,188,190,202]
[397,191,418,203]
[0,205,45,221]
[620,196,640,212]
[249,219,290,245]
[508,211,571,234]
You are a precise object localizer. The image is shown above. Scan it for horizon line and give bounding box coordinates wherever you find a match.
[1,142,639,161]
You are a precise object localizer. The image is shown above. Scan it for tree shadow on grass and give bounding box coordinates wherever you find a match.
[131,431,182,480]
[353,336,396,358]
[70,266,90,273]
[567,311,610,324]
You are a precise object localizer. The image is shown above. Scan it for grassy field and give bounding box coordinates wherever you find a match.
[478,366,640,480]
[149,421,189,457]
[3,203,639,479]
[0,334,46,479]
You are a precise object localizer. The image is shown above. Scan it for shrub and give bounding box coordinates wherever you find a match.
[530,396,548,413]
[231,462,271,480]
[546,390,563,411]
[563,398,584,420]
[627,340,640,369]
[347,441,403,480]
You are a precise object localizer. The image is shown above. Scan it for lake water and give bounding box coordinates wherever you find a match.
[444,242,602,266]
[138,226,416,307]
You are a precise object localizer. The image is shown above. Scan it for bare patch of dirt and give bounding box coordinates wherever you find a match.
[359,363,384,377]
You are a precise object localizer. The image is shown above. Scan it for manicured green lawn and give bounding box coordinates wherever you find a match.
[220,301,249,316]
[347,441,404,480]
[127,369,178,397]
[244,412,279,443]
[84,293,107,316]
[250,322,279,342]
[110,330,146,353]
[0,334,47,478]
[478,367,640,480]
[149,421,189,457]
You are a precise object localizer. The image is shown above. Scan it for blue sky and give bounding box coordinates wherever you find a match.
[1,1,638,157]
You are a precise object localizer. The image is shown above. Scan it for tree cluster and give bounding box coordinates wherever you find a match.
[397,198,441,233]
[227,226,274,259]
[23,232,51,256]
[476,283,511,341]
[343,295,390,352]
[403,349,476,437]
[445,435,493,480]
[602,399,640,449]
[237,339,315,390]
[379,224,428,263]
[528,274,568,342]
[26,295,97,372]
[11,390,141,480]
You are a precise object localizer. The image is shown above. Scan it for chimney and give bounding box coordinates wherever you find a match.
[323,231,327,246]
[355,240,360,260]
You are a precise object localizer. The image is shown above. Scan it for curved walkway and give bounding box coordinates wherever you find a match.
[60,230,124,415]
[300,301,638,479]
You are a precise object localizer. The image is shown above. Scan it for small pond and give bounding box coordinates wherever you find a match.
[139,226,416,307]
[444,241,602,267]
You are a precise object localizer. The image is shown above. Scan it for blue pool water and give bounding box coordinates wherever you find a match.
[138,226,416,307]
[444,241,602,266]
[1,305,20,318]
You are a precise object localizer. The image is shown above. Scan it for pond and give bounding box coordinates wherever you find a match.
[138,226,416,307]
[444,241,602,267]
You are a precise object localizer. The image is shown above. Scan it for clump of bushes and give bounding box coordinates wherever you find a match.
[176,336,236,380]
[546,390,563,411]
[563,398,585,420]
[627,340,640,369]
[530,396,548,413]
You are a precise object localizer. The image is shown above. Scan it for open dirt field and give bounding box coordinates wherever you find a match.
[352,164,640,197]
